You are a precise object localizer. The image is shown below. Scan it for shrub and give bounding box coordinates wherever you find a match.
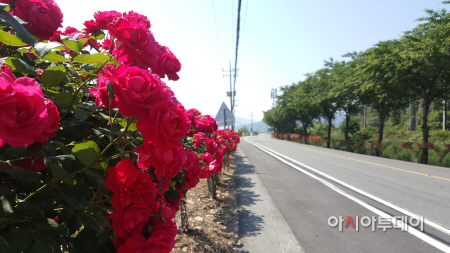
[338,118,361,136]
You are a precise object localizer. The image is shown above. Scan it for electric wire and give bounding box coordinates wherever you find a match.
[211,0,222,65]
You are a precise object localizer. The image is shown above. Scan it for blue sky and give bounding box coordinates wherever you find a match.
[58,0,446,122]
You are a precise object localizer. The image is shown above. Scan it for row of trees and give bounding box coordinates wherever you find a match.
[264,5,450,164]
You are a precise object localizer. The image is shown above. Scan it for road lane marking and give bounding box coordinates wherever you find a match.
[244,137,450,252]
[272,138,450,182]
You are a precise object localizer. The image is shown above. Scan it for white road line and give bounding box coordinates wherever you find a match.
[244,137,450,253]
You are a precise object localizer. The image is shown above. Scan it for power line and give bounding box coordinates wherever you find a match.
[232,0,242,129]
[233,0,242,95]
[211,0,222,64]
[240,0,249,46]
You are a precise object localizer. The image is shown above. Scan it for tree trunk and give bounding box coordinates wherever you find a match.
[303,124,308,144]
[421,101,430,164]
[326,116,333,148]
[375,117,385,157]
[344,113,351,141]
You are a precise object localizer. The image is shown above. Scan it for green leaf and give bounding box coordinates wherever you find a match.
[41,65,66,87]
[73,53,109,64]
[5,57,37,75]
[61,194,82,208]
[73,227,97,253]
[119,120,137,131]
[0,9,36,45]
[0,4,10,12]
[30,239,55,253]
[83,169,103,178]
[54,92,80,105]
[0,165,40,182]
[8,229,33,253]
[78,38,89,46]
[17,47,31,54]
[72,141,101,169]
[1,196,13,216]
[0,236,8,251]
[34,41,63,58]
[62,39,84,54]
[43,52,69,63]
[18,201,46,220]
[90,30,105,40]
[50,163,72,184]
[0,30,26,46]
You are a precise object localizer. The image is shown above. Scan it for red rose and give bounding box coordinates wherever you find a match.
[152,43,181,81]
[135,144,187,180]
[109,13,157,69]
[193,133,204,148]
[203,115,218,133]
[101,38,115,51]
[12,156,45,172]
[177,149,201,191]
[94,11,122,30]
[83,20,101,34]
[199,152,214,179]
[136,101,189,148]
[185,149,201,180]
[0,69,60,147]
[117,229,176,253]
[105,159,158,208]
[15,0,63,40]
[111,203,156,239]
[117,212,177,253]
[123,11,151,29]
[205,137,217,154]
[103,65,173,118]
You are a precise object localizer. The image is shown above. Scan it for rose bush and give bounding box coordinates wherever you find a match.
[0,2,239,253]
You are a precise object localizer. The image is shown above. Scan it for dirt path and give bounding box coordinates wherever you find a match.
[172,159,241,253]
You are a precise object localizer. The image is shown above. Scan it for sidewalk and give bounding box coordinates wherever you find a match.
[234,146,305,253]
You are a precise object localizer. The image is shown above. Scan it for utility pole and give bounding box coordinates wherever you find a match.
[363,105,367,129]
[250,112,254,132]
[223,60,237,129]
[223,108,227,130]
[444,100,447,131]
[409,102,416,131]
[271,88,277,108]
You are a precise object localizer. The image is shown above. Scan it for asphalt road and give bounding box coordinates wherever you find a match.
[236,135,450,253]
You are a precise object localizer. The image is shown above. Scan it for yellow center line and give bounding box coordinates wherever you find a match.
[279,141,450,183]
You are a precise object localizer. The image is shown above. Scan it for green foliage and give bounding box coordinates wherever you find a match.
[41,65,66,87]
[353,127,378,141]
[339,118,361,136]
[0,15,130,253]
[309,123,329,136]
[0,30,27,46]
[0,9,37,45]
[34,42,64,58]
[239,126,249,134]
[73,53,109,64]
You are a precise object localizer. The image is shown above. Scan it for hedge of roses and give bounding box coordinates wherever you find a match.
[0,2,239,253]
[273,133,450,165]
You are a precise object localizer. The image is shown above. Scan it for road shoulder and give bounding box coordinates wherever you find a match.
[234,145,305,253]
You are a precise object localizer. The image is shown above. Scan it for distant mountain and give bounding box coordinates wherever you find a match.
[234,116,252,126]
[236,121,270,133]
